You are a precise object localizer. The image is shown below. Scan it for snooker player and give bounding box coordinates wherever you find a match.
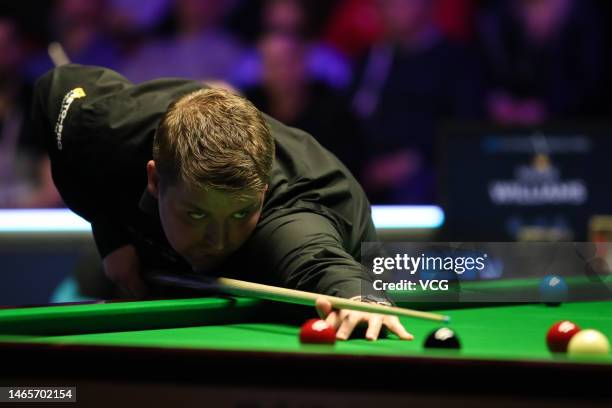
[31,64,413,341]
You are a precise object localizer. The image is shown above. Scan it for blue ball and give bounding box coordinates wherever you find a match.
[539,275,568,305]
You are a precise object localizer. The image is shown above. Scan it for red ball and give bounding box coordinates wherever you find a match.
[299,319,336,344]
[546,320,581,353]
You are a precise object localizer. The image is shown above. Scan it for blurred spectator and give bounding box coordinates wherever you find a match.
[324,0,476,59]
[434,0,476,42]
[0,19,62,208]
[105,0,171,55]
[351,0,484,204]
[263,0,307,33]
[231,0,351,90]
[324,0,385,59]
[477,0,605,124]
[25,0,122,81]
[121,0,244,83]
[243,32,364,178]
[109,0,170,34]
[0,1,54,49]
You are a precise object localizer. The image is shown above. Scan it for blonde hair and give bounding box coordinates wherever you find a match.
[153,88,274,193]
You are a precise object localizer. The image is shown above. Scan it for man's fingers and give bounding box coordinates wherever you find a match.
[325,308,350,329]
[336,313,363,340]
[315,296,333,319]
[125,277,148,298]
[385,318,414,340]
[318,299,354,330]
[325,311,339,328]
[338,308,351,321]
[365,315,384,341]
[314,303,412,342]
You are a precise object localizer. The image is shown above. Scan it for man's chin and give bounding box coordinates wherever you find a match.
[190,258,224,274]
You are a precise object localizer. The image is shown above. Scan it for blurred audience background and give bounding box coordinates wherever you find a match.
[1,0,611,207]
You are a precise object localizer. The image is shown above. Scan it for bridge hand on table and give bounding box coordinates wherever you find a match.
[315,297,414,341]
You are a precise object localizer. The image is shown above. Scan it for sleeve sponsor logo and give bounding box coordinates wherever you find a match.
[54,87,86,151]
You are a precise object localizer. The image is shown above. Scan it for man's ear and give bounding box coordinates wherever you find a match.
[146,160,160,199]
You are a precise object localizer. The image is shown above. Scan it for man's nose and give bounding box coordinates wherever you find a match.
[204,220,227,252]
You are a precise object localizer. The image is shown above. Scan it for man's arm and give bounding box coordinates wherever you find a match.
[90,219,154,298]
[103,244,147,298]
[243,210,410,341]
[91,220,132,261]
[244,210,382,300]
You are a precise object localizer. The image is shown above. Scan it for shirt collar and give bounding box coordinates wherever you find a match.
[139,188,158,215]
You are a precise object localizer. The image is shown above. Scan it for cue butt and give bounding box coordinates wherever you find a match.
[48,42,71,67]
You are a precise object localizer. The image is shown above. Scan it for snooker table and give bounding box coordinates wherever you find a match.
[1,295,612,407]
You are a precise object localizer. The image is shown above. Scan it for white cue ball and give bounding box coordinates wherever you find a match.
[567,329,610,357]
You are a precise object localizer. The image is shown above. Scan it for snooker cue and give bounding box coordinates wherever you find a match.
[48,42,71,66]
[215,277,450,322]
[147,272,449,322]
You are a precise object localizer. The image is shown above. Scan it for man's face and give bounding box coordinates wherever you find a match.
[148,162,265,272]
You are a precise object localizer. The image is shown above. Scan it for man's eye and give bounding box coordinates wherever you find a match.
[188,212,207,220]
[232,211,249,220]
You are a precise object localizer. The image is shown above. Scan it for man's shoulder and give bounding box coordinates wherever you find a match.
[34,64,130,98]
[264,114,347,190]
[36,65,203,158]
[263,113,342,170]
[261,114,372,230]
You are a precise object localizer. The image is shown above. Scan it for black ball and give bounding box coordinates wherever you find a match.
[424,327,461,349]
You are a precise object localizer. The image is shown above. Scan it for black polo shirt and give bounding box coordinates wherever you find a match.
[32,64,379,299]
